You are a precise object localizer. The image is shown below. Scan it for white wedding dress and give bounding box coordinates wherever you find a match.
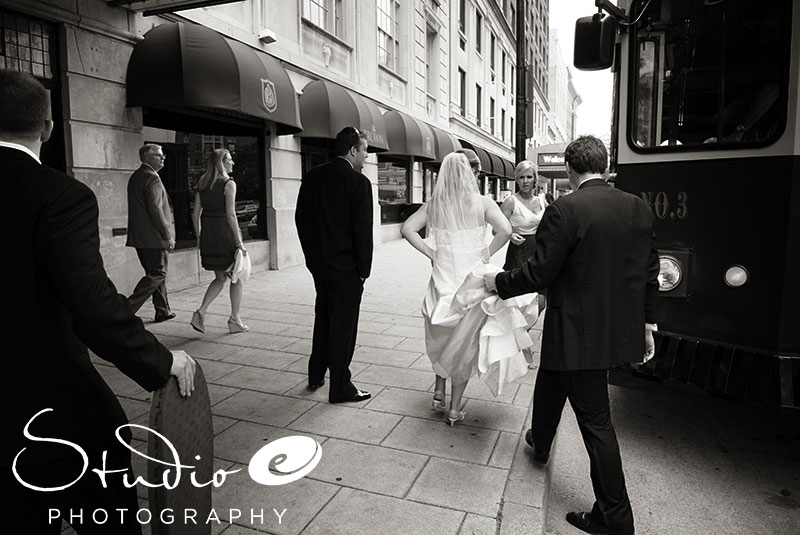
[422,216,539,396]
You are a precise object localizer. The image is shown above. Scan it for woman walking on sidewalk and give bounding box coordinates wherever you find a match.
[190,148,249,334]
[401,152,537,426]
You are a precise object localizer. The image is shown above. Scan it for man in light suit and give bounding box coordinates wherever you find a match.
[1,69,196,534]
[485,135,660,535]
[295,126,374,404]
[126,143,176,321]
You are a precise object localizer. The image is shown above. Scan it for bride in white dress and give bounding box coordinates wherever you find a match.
[402,152,539,426]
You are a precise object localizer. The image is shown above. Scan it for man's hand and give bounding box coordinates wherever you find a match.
[167,238,176,251]
[643,323,657,363]
[170,350,196,396]
[510,233,526,246]
[484,272,498,293]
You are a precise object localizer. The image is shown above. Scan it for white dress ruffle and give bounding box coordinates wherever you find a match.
[423,225,539,397]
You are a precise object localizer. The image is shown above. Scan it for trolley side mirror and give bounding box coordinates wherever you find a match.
[574,13,617,70]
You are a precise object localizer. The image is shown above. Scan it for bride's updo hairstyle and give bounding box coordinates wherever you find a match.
[427,152,481,231]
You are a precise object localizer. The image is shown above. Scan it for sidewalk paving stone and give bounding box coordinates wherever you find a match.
[353,363,436,391]
[407,457,507,517]
[211,465,338,535]
[208,384,241,406]
[196,358,243,383]
[351,331,407,350]
[215,367,306,394]
[302,488,463,535]
[173,339,238,361]
[213,390,315,427]
[280,339,313,355]
[393,336,427,353]
[459,513,498,535]
[222,333,301,351]
[381,417,500,464]
[364,386,452,423]
[370,313,425,327]
[381,323,425,338]
[219,347,304,371]
[352,346,422,367]
[498,502,545,535]
[215,421,327,465]
[489,431,523,470]
[356,320,393,334]
[459,398,529,433]
[286,404,402,445]
[307,438,428,497]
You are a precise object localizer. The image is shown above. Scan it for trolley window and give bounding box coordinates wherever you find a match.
[629,0,791,151]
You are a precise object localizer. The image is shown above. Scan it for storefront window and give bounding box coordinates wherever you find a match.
[153,132,266,250]
[378,161,408,223]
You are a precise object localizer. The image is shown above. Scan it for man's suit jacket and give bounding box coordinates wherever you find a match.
[495,179,659,371]
[126,164,174,249]
[295,157,373,280]
[3,146,172,467]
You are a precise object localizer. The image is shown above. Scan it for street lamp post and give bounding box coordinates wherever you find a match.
[515,0,527,164]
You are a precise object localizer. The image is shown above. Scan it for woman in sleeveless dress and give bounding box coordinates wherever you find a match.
[501,160,547,270]
[190,149,249,334]
[402,153,538,426]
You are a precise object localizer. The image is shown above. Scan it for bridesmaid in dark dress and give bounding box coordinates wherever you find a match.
[501,160,547,366]
[190,148,249,334]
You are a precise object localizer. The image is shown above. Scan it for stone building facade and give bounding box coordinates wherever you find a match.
[1,0,559,295]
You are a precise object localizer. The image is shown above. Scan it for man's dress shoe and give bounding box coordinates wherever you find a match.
[154,312,176,323]
[329,390,371,404]
[308,379,325,390]
[525,429,550,464]
[566,511,632,535]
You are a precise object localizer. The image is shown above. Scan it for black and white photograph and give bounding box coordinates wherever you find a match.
[2,0,798,533]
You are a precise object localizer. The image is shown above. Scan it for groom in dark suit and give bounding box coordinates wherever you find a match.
[1,69,196,534]
[126,143,176,321]
[296,126,374,403]
[485,135,659,535]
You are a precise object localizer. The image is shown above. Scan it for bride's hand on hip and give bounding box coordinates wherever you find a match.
[510,233,526,245]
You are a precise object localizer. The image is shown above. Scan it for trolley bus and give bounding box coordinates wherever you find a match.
[573,0,799,410]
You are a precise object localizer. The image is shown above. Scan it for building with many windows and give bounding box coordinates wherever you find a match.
[0,0,564,294]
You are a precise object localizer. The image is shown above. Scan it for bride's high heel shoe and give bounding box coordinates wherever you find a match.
[227,317,249,333]
[432,392,447,411]
[446,410,466,426]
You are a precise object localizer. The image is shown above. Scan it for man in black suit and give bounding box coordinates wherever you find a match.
[485,136,659,535]
[296,126,373,403]
[126,143,176,322]
[1,69,196,534]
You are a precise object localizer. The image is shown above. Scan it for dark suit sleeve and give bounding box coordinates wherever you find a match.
[144,175,170,241]
[645,225,660,324]
[41,183,172,391]
[352,176,374,279]
[295,179,307,249]
[495,203,570,299]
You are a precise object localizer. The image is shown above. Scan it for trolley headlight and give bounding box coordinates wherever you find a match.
[724,265,749,288]
[658,255,682,292]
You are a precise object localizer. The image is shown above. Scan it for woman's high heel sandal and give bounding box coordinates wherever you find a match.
[432,392,447,411]
[227,317,249,333]
[190,310,205,334]
[446,410,466,426]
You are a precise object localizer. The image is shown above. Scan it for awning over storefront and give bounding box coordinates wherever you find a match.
[430,126,461,162]
[458,140,513,177]
[458,140,492,174]
[298,80,389,152]
[489,153,515,179]
[383,111,435,160]
[126,22,302,134]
